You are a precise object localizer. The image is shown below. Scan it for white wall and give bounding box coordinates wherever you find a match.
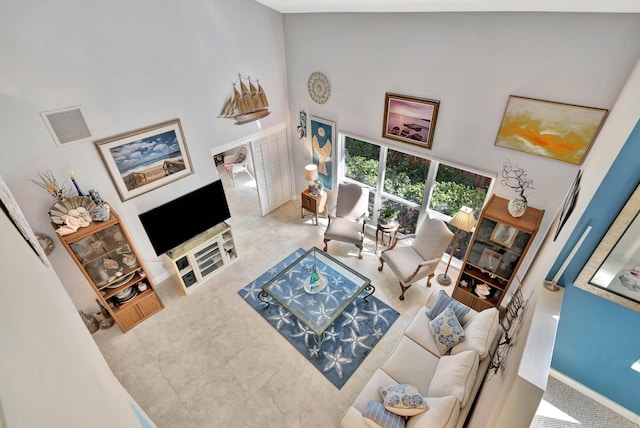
[0,0,289,310]
[282,11,640,426]
[0,208,149,427]
[470,55,640,428]
[283,11,640,234]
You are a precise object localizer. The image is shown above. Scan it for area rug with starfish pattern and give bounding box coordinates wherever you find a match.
[238,248,399,389]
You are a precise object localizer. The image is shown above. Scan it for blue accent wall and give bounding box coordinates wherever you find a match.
[550,119,640,414]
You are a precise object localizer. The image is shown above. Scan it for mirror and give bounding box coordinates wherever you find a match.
[575,184,640,311]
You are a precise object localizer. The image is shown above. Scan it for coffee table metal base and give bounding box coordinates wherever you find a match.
[257,283,375,308]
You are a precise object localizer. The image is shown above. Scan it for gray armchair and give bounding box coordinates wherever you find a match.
[323,183,369,259]
[378,215,454,300]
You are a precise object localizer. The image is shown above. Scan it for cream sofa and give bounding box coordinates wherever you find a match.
[340,290,501,428]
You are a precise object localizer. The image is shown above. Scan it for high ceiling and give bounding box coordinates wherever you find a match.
[253,0,640,14]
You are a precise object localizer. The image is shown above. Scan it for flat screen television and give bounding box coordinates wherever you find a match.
[139,180,231,256]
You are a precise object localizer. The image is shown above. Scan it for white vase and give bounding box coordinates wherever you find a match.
[508,198,527,218]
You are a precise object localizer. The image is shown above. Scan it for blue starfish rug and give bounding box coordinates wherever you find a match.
[238,248,399,389]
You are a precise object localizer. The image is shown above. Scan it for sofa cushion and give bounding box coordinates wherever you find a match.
[382,337,441,396]
[450,307,500,360]
[363,401,407,428]
[426,290,470,322]
[427,350,479,407]
[406,396,460,428]
[404,308,444,355]
[428,305,466,355]
[352,369,400,413]
[378,384,428,416]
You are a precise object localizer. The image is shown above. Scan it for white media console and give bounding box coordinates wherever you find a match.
[165,222,237,295]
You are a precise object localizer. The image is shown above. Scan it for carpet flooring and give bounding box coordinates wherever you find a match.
[531,375,639,427]
[239,248,400,389]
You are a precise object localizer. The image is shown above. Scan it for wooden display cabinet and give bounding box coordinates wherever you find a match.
[452,195,544,311]
[165,222,238,295]
[55,207,164,332]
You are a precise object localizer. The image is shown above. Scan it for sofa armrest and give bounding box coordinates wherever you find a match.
[339,407,371,428]
[339,369,399,427]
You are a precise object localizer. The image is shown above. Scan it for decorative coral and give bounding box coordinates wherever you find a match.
[31,170,73,201]
[501,160,534,204]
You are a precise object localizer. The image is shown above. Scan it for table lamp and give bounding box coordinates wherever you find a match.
[305,164,318,194]
[437,206,475,286]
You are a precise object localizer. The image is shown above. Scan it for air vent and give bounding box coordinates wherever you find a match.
[40,106,92,147]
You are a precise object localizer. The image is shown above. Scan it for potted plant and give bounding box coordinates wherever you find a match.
[378,205,399,226]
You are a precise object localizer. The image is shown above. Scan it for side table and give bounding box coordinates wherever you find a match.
[375,221,399,253]
[301,189,327,226]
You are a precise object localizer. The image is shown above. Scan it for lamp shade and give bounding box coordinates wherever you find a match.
[449,206,475,232]
[305,164,318,181]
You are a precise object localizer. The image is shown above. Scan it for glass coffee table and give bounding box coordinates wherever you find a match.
[258,247,375,352]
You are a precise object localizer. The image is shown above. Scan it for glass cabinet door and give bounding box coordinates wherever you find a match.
[69,224,140,288]
[466,218,531,280]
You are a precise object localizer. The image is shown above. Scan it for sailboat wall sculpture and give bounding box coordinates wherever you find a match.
[218,74,270,125]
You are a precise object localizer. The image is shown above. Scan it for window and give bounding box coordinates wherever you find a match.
[344,136,380,218]
[429,164,491,219]
[382,149,430,234]
[344,137,379,187]
[340,134,494,252]
[383,149,429,205]
[429,164,491,259]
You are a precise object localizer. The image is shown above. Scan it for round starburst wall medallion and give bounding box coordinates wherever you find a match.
[308,72,331,104]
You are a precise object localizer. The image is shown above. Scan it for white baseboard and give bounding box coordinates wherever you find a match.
[549,368,640,424]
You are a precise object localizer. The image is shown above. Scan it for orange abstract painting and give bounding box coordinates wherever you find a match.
[495,96,608,165]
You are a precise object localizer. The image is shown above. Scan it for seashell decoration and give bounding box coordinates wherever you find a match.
[91,203,110,222]
[50,196,96,225]
[55,225,77,236]
[102,258,119,270]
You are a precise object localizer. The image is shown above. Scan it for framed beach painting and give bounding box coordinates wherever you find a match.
[95,119,193,201]
[382,93,440,149]
[310,116,335,190]
[495,96,608,165]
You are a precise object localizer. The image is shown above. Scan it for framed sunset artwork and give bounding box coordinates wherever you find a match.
[382,93,440,149]
[495,96,608,165]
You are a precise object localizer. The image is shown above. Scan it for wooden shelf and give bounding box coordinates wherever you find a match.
[55,206,163,332]
[452,195,544,311]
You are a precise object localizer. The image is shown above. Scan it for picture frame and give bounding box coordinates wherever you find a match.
[479,248,502,273]
[0,176,50,266]
[297,111,307,140]
[310,116,335,190]
[554,169,583,241]
[490,223,518,248]
[575,184,640,312]
[95,119,193,201]
[382,93,440,150]
[495,95,608,165]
